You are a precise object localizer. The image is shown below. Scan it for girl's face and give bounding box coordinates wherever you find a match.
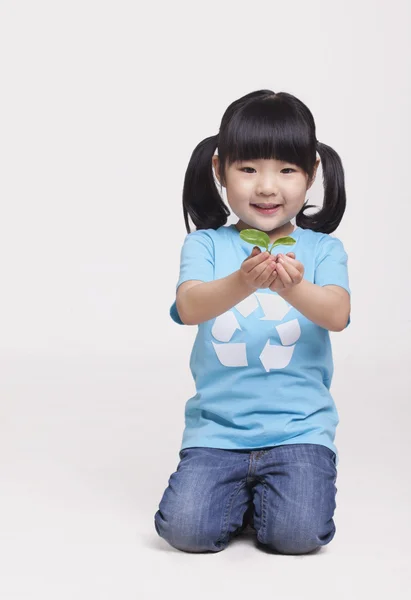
[212,155,320,240]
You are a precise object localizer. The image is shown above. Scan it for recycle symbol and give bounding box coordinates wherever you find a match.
[211,293,301,372]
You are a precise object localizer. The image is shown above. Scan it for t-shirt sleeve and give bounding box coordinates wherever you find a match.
[314,235,351,328]
[169,230,215,325]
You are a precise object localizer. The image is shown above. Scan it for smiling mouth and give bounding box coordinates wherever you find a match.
[251,203,281,208]
[251,203,282,214]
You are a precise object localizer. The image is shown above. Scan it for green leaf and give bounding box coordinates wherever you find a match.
[239,229,270,250]
[271,236,296,248]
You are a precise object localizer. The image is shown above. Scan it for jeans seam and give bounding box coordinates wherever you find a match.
[258,478,268,544]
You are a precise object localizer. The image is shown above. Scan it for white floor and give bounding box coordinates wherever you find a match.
[1,354,410,600]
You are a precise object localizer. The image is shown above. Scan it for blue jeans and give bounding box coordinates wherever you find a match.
[154,443,337,554]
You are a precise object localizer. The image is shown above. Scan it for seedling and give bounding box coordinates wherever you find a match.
[239,228,296,254]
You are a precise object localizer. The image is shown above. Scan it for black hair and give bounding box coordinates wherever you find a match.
[182,89,346,234]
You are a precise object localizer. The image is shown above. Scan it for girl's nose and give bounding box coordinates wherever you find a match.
[255,180,279,196]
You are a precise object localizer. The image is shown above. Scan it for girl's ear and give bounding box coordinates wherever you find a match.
[212,155,222,185]
[307,157,320,190]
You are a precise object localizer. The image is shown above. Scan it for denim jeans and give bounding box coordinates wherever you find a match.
[154,443,337,554]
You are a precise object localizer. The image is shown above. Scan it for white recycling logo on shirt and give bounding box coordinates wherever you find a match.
[211,293,301,372]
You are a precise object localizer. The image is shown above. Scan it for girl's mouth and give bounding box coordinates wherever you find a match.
[251,204,281,215]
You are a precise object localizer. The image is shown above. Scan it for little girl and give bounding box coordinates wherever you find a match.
[154,89,351,555]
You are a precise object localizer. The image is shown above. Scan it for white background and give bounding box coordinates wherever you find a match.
[0,1,410,598]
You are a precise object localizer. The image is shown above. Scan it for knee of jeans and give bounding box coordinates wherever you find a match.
[154,509,227,553]
[259,523,335,555]
[261,531,319,555]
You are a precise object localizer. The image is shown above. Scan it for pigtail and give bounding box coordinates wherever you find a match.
[296,141,346,234]
[182,135,230,233]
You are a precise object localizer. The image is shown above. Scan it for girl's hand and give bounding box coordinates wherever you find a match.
[239,246,278,292]
[268,252,304,293]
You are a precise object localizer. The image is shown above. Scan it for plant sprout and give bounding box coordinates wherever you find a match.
[239,228,296,254]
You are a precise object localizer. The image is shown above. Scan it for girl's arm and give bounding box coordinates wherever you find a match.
[177,270,254,325]
[279,280,350,331]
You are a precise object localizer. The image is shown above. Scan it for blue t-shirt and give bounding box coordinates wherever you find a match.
[170,224,351,465]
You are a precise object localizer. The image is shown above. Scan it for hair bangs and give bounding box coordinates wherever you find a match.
[220,96,314,173]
